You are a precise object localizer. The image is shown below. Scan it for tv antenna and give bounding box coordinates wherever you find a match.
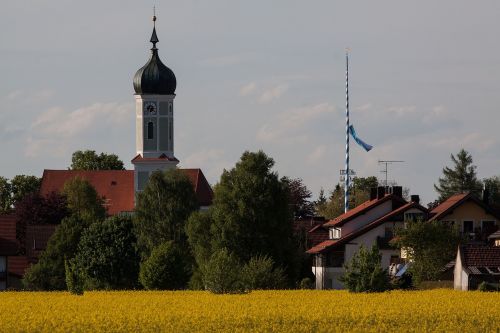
[378,160,404,187]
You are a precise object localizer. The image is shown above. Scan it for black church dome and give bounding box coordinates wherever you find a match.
[133,22,176,95]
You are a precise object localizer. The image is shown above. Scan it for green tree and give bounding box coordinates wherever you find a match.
[340,244,391,292]
[394,220,462,285]
[62,177,106,222]
[72,216,140,290]
[65,259,84,295]
[484,176,500,210]
[70,150,125,170]
[23,215,86,290]
[134,169,198,256]
[209,151,298,281]
[10,175,42,205]
[240,255,288,290]
[0,176,12,214]
[434,149,483,202]
[316,177,379,219]
[282,177,315,218]
[201,248,242,294]
[139,241,190,290]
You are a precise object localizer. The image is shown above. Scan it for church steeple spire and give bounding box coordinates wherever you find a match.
[150,10,159,49]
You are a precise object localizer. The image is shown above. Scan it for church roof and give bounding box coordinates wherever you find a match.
[40,170,135,215]
[40,169,213,215]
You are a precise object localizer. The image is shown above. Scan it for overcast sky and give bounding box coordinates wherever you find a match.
[1,1,500,204]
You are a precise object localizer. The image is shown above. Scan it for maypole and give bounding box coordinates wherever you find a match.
[344,49,350,213]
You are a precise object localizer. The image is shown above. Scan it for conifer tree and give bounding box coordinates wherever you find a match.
[434,149,483,202]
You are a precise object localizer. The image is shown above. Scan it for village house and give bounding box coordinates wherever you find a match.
[428,192,499,242]
[307,186,428,289]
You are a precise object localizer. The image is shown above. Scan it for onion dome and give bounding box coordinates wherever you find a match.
[133,15,176,95]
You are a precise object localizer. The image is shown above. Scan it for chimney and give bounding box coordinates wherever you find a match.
[392,186,403,198]
[370,188,377,200]
[377,186,385,199]
[410,195,420,204]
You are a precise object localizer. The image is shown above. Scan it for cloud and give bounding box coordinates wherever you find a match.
[239,82,257,96]
[180,149,231,182]
[257,103,336,142]
[258,84,289,104]
[26,102,132,157]
[307,145,327,164]
[386,105,417,116]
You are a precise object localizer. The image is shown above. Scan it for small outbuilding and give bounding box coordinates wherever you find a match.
[454,245,500,290]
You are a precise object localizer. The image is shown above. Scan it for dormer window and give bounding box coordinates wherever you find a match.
[329,227,342,240]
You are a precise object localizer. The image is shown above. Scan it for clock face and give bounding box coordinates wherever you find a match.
[144,102,157,115]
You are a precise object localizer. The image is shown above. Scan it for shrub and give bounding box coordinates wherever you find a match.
[139,241,190,290]
[299,277,314,290]
[201,248,243,294]
[340,244,391,292]
[241,255,287,290]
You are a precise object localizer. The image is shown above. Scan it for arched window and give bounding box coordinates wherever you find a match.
[147,121,154,140]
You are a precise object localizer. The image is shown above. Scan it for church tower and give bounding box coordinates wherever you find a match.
[132,14,179,192]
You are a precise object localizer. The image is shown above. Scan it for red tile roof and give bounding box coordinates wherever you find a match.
[40,169,213,214]
[430,192,500,221]
[182,169,213,207]
[323,194,405,227]
[461,245,500,268]
[40,170,135,215]
[307,202,428,254]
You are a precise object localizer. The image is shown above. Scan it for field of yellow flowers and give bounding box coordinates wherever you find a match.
[0,289,499,332]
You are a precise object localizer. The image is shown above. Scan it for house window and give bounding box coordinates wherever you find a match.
[147,122,154,140]
[463,221,474,233]
[329,228,341,239]
[0,256,6,286]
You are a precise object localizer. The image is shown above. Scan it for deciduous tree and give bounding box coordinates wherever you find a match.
[394,220,462,285]
[134,169,198,256]
[71,216,140,290]
[70,150,125,171]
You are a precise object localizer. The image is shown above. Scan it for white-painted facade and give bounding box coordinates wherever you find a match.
[132,94,178,192]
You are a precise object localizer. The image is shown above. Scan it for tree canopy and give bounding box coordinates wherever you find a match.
[70,150,125,171]
[434,149,483,202]
[62,177,106,222]
[315,176,379,219]
[71,215,140,290]
[23,215,86,290]
[186,150,300,286]
[340,244,391,292]
[0,175,42,213]
[283,177,315,218]
[134,169,198,256]
[393,220,462,285]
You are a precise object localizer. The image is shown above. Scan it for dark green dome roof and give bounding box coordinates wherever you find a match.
[133,26,176,95]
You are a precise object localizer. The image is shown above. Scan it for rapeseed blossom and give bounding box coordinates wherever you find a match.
[0,290,499,332]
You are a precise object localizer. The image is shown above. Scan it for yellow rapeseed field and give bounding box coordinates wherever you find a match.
[0,289,499,332]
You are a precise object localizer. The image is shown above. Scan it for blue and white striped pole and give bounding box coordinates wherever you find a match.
[344,49,350,213]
